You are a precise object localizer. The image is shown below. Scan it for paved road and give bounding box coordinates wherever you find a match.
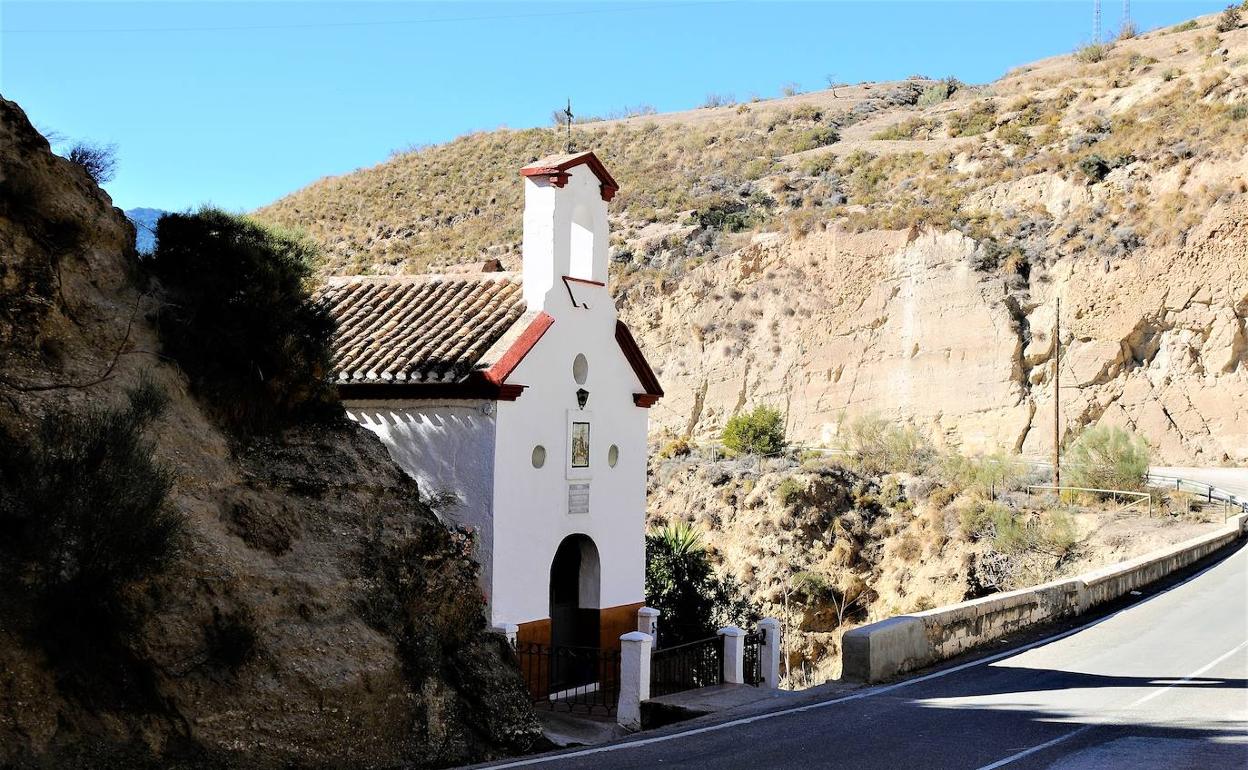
[1152,466,1248,501]
[491,544,1248,770]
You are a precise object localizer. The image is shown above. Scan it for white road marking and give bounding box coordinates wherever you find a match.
[482,554,1237,769]
[973,639,1248,770]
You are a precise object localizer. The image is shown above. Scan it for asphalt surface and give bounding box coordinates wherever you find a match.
[488,542,1248,770]
[1152,467,1248,501]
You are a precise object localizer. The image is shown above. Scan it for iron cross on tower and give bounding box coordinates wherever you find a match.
[562,98,575,153]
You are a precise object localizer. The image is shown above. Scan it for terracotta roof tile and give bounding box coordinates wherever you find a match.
[319,274,526,384]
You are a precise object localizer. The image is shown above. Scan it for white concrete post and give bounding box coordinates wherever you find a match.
[758,617,782,689]
[491,623,518,647]
[637,606,660,637]
[617,631,652,730]
[718,625,745,685]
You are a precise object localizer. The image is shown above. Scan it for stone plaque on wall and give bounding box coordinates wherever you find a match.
[568,482,590,514]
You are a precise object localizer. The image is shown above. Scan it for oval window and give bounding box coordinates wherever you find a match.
[531,445,547,468]
[608,444,619,468]
[573,353,589,385]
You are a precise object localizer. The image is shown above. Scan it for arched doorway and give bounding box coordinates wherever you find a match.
[549,534,601,689]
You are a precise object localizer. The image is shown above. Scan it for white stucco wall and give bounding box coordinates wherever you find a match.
[491,163,649,627]
[523,162,611,309]
[344,401,498,593]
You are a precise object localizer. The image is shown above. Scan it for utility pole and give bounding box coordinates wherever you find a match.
[1053,296,1062,488]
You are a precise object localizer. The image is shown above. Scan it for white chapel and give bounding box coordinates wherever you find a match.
[320,151,663,653]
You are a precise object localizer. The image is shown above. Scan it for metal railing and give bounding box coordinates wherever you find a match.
[514,642,620,716]
[650,634,723,697]
[1026,484,1153,516]
[1146,472,1248,522]
[743,628,765,686]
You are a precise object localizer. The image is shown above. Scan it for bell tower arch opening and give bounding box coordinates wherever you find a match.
[568,199,596,281]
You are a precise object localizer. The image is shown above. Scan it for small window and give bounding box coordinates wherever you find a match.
[571,422,590,468]
[531,445,546,468]
[573,353,589,385]
[608,445,619,468]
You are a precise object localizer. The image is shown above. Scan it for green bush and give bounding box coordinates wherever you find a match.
[645,522,753,645]
[1169,20,1199,34]
[657,436,693,459]
[692,199,757,233]
[0,382,184,688]
[958,500,1010,539]
[721,405,786,456]
[1075,42,1113,63]
[918,78,959,106]
[1065,425,1150,491]
[947,102,997,137]
[151,209,338,433]
[993,510,1077,559]
[1078,154,1112,182]
[840,414,933,475]
[776,477,806,507]
[939,450,1026,495]
[792,126,841,152]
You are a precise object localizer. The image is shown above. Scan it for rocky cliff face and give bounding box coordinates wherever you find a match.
[0,97,539,768]
[627,204,1248,464]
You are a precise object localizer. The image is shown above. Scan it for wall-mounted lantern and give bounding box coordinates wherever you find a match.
[576,388,590,410]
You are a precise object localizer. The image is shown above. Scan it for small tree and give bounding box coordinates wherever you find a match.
[1065,425,1150,491]
[67,141,118,184]
[721,405,786,456]
[151,209,338,433]
[645,522,751,645]
[1217,5,1242,33]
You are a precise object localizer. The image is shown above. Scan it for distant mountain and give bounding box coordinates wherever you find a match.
[124,207,164,254]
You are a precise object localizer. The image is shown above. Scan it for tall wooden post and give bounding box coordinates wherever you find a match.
[1053,296,1061,488]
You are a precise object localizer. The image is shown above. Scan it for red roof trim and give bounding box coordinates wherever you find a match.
[520,151,619,202]
[484,312,555,386]
[615,320,663,407]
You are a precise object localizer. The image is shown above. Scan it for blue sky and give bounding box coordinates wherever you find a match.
[1,1,1226,212]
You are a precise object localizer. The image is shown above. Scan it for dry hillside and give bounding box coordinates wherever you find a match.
[0,97,539,768]
[257,12,1248,465]
[647,450,1227,685]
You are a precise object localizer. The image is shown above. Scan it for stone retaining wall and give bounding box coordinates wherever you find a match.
[843,511,1248,682]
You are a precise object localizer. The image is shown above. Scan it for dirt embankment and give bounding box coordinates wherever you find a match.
[0,97,539,768]
[646,453,1225,684]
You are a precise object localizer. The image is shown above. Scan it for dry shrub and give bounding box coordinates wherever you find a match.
[840,414,934,475]
[895,533,922,561]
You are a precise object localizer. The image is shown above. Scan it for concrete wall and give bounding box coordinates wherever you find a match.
[843,510,1248,683]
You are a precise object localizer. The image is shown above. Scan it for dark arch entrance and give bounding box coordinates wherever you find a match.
[549,534,601,688]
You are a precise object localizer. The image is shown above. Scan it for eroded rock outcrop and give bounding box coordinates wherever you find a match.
[0,97,539,768]
[626,203,1248,464]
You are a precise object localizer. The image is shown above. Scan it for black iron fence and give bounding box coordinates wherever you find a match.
[514,642,620,716]
[650,634,723,697]
[743,629,765,686]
